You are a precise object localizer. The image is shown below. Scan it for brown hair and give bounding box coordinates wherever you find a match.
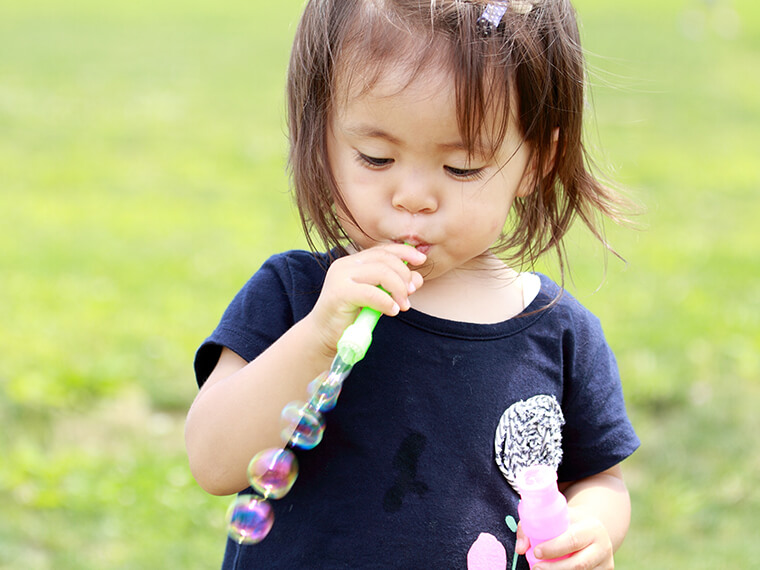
[287,0,631,274]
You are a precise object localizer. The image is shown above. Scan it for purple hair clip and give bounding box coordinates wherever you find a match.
[477,0,536,37]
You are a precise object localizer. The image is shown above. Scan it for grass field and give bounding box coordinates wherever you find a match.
[1,0,758,567]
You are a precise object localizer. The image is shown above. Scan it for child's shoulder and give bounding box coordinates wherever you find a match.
[262,248,333,270]
[248,249,336,284]
[532,273,606,335]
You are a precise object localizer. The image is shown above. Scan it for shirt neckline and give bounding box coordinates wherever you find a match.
[394,273,559,340]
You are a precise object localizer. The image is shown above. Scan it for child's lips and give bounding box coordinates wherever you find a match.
[395,238,431,256]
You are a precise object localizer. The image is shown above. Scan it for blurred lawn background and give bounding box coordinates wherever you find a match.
[1,0,758,567]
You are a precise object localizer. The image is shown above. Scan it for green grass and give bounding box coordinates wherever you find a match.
[1,0,758,567]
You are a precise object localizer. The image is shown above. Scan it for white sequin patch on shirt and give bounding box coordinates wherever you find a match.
[494,394,565,491]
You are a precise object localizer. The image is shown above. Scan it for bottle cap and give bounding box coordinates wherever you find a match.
[516,464,557,492]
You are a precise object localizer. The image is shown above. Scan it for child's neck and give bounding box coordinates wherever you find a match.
[410,254,536,324]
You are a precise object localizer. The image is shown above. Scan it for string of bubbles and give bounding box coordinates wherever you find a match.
[225,303,384,543]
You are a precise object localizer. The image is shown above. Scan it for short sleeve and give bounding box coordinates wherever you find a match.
[193,251,326,388]
[557,322,640,482]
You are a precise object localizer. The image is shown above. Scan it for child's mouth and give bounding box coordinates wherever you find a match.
[396,239,431,256]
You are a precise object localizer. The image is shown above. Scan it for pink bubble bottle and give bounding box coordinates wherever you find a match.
[516,465,570,568]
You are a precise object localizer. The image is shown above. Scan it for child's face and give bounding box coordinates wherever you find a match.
[327,63,534,280]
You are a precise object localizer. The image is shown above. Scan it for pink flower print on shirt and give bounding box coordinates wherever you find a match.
[467,533,507,570]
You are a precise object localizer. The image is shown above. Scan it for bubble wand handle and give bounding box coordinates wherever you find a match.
[336,306,382,366]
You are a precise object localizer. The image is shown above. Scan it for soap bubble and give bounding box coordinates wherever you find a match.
[280,401,325,449]
[226,494,274,544]
[247,447,298,500]
[328,355,353,383]
[307,371,343,412]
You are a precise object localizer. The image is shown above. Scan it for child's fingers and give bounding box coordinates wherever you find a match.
[386,242,427,267]
[531,518,611,569]
[317,243,427,326]
[514,522,529,555]
[348,259,416,313]
[354,242,427,274]
[355,282,405,316]
[345,245,425,309]
[309,243,427,356]
[409,270,424,294]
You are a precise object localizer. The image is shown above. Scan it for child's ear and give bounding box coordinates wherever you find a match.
[516,128,560,198]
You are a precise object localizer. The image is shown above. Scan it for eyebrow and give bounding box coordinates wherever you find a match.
[344,125,488,156]
[343,125,402,146]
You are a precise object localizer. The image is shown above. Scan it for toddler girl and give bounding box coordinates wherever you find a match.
[186,0,640,567]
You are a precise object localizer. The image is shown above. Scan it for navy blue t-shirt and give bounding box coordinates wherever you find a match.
[194,250,639,569]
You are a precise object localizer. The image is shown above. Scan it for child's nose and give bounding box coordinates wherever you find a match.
[391,174,438,214]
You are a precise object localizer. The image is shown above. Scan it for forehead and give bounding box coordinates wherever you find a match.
[334,57,452,111]
[332,50,518,158]
[333,62,468,147]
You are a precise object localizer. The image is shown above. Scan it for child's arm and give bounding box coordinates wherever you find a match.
[516,464,631,569]
[185,244,425,496]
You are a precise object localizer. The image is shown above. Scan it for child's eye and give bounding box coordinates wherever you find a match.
[356,152,393,169]
[444,165,485,180]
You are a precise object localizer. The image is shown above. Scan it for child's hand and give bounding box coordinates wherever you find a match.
[515,506,614,569]
[309,243,426,357]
